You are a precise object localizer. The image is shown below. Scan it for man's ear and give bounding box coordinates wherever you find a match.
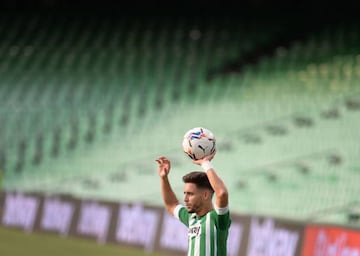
[203,189,212,200]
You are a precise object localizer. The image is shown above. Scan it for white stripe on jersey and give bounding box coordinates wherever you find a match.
[214,224,217,255]
[206,214,211,256]
[194,229,200,256]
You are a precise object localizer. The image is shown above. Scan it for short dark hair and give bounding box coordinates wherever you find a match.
[182,171,214,193]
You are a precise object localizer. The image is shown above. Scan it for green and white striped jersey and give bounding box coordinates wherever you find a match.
[174,204,231,256]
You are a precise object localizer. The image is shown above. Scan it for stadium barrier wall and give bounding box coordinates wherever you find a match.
[0,191,359,255]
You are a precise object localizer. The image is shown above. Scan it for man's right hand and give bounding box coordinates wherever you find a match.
[155,156,171,178]
[192,150,216,166]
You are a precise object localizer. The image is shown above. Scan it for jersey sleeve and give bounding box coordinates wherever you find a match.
[173,204,190,227]
[214,205,231,230]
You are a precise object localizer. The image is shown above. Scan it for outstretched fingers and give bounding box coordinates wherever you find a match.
[155,156,167,165]
[155,156,170,175]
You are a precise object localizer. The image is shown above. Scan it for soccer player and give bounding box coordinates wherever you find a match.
[156,152,231,256]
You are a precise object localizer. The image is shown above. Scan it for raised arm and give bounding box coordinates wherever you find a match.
[155,156,179,215]
[193,152,229,208]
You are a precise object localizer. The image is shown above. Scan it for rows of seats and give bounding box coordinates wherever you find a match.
[1,13,280,180]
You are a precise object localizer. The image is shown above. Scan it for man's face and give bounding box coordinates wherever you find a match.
[183,183,206,213]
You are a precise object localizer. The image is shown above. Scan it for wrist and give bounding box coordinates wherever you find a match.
[201,160,213,172]
[160,174,169,180]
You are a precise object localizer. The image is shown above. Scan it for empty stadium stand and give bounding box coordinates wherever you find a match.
[0,10,359,228]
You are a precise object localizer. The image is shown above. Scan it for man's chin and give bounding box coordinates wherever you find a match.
[186,207,195,213]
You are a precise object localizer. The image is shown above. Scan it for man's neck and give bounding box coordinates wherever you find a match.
[196,204,213,217]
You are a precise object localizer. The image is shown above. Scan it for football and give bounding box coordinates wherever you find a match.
[182,127,216,160]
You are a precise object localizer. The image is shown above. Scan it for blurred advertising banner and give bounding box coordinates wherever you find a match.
[301,225,360,256]
[33,194,77,237]
[109,202,162,252]
[1,191,41,232]
[243,216,304,256]
[68,198,118,244]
